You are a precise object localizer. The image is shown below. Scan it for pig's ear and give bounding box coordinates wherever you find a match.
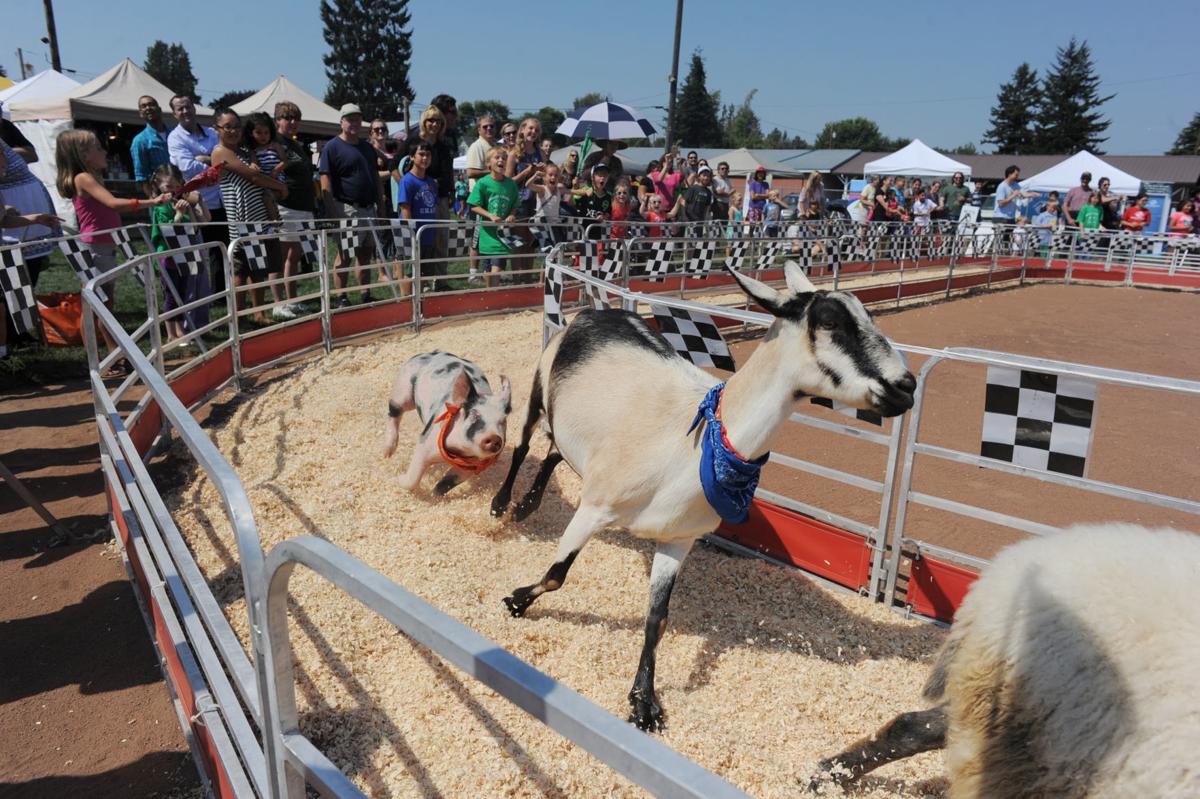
[449,369,471,406]
[497,375,512,407]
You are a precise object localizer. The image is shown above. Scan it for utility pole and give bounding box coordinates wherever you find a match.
[402,96,410,137]
[43,0,63,72]
[16,48,28,80]
[664,0,684,150]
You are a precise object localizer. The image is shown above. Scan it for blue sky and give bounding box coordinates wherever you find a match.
[6,0,1196,154]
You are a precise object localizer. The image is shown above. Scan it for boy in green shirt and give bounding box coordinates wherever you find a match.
[1077,192,1102,230]
[466,146,519,287]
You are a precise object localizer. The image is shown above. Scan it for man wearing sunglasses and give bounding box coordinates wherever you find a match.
[273,102,317,316]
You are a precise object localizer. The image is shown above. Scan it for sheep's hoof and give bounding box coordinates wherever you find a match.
[490,492,511,518]
[627,690,665,733]
[503,590,534,618]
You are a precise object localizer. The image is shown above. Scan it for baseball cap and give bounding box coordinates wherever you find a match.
[590,162,610,175]
[697,165,712,174]
[754,165,767,174]
[339,103,363,118]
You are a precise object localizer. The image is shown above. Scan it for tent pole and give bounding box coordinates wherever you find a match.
[43,0,63,72]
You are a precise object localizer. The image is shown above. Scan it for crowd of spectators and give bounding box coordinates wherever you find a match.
[4,90,1200,362]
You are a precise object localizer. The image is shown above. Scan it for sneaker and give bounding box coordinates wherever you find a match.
[360,291,375,305]
[467,274,485,285]
[272,304,297,321]
[334,296,351,309]
[288,302,309,314]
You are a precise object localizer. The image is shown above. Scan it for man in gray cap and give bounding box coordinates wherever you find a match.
[319,103,385,305]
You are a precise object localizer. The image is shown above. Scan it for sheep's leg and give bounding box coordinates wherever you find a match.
[628,539,693,733]
[503,504,609,618]
[491,368,544,517]
[807,705,947,791]
[513,451,564,522]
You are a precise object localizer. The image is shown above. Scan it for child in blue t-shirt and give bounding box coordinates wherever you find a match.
[397,141,440,291]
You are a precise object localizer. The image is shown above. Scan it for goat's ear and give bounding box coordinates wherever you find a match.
[727,265,784,314]
[449,369,471,406]
[784,260,817,295]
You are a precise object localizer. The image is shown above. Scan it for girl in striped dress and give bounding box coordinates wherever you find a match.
[245,112,287,222]
[210,109,287,324]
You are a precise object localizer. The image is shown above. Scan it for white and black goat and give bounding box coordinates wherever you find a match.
[491,262,916,731]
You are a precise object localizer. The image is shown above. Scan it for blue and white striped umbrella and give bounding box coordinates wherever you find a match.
[556,101,657,141]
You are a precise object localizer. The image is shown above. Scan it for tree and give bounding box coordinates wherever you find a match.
[210,89,256,111]
[321,0,414,121]
[947,142,979,155]
[1035,38,1113,154]
[674,51,723,147]
[1167,111,1200,155]
[982,63,1042,154]
[814,117,893,150]
[144,41,200,104]
[762,127,809,149]
[570,92,607,113]
[534,106,567,144]
[457,100,512,140]
[722,90,764,148]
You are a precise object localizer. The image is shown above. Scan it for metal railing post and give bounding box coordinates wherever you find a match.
[223,244,243,392]
[318,230,333,354]
[1065,230,1078,285]
[412,232,424,334]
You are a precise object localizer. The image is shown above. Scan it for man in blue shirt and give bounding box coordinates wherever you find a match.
[167,94,227,294]
[319,103,384,305]
[130,95,169,184]
[994,164,1037,247]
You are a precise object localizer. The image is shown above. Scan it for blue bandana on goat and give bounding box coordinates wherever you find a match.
[688,383,769,525]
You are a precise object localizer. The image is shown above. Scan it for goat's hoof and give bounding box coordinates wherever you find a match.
[433,475,460,496]
[627,691,665,733]
[806,759,852,793]
[490,493,511,518]
[512,497,540,523]
[503,592,532,618]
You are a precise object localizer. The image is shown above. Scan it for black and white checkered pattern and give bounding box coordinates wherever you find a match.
[336,217,368,254]
[296,219,323,266]
[980,366,1097,478]
[234,223,275,274]
[447,224,473,258]
[111,226,138,261]
[159,224,207,276]
[808,396,882,426]
[0,246,41,337]
[726,237,749,271]
[58,238,108,303]
[543,263,564,329]
[756,238,786,271]
[644,240,675,282]
[652,306,736,371]
[686,239,717,278]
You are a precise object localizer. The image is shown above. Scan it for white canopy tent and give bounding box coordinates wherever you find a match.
[1020,150,1142,196]
[708,147,808,178]
[231,76,340,136]
[0,70,81,118]
[863,139,970,178]
[6,57,213,125]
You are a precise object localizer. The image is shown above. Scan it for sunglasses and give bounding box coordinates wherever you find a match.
[371,127,388,134]
[276,115,300,122]
[480,123,496,129]
[501,130,516,136]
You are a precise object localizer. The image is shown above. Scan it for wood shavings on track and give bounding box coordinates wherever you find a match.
[168,309,947,798]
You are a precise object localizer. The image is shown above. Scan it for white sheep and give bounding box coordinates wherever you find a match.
[810,523,1200,798]
[491,263,917,731]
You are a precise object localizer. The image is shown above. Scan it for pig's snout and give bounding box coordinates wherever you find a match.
[480,434,503,454]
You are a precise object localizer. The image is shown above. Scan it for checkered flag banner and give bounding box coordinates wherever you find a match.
[580,241,622,282]
[58,237,108,303]
[388,221,417,260]
[234,224,275,274]
[686,239,717,278]
[543,262,565,329]
[159,224,207,276]
[448,224,473,258]
[110,226,138,261]
[296,219,322,265]
[980,366,1098,478]
[0,245,41,337]
[645,240,675,282]
[808,396,882,426]
[756,238,786,271]
[726,237,749,271]
[336,217,367,253]
[652,305,736,371]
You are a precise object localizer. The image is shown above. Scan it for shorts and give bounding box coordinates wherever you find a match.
[277,206,315,242]
[329,199,378,221]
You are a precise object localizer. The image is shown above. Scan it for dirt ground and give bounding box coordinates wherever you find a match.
[0,381,201,799]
